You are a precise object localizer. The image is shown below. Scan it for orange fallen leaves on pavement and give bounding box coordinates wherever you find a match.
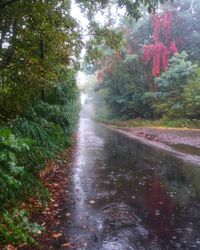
[6,245,17,250]
[52,232,63,238]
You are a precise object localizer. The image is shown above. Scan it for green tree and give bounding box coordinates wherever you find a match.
[155,52,197,118]
[0,0,81,118]
[183,69,200,119]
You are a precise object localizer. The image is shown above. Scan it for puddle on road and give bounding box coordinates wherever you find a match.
[58,118,200,250]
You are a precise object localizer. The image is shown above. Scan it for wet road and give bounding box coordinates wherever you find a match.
[60,118,200,250]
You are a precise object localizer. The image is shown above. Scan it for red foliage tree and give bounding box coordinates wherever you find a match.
[152,15,162,43]
[97,70,103,85]
[170,40,178,54]
[143,12,178,77]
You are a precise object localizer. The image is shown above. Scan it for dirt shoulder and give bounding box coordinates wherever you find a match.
[102,123,200,166]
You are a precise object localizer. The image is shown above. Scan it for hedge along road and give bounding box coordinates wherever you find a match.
[54,117,200,250]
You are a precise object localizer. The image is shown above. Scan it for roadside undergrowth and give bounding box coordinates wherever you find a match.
[18,141,76,250]
[0,78,80,248]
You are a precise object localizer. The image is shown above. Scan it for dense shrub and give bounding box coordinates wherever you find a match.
[0,81,80,245]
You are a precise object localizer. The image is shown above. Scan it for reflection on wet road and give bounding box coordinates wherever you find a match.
[64,118,200,249]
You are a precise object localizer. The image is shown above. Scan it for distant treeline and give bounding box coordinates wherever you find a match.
[86,0,200,121]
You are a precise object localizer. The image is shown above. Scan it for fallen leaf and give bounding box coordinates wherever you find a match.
[61,242,71,247]
[6,245,17,250]
[52,232,63,238]
[89,200,95,204]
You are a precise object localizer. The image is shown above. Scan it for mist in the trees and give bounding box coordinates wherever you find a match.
[83,0,200,121]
